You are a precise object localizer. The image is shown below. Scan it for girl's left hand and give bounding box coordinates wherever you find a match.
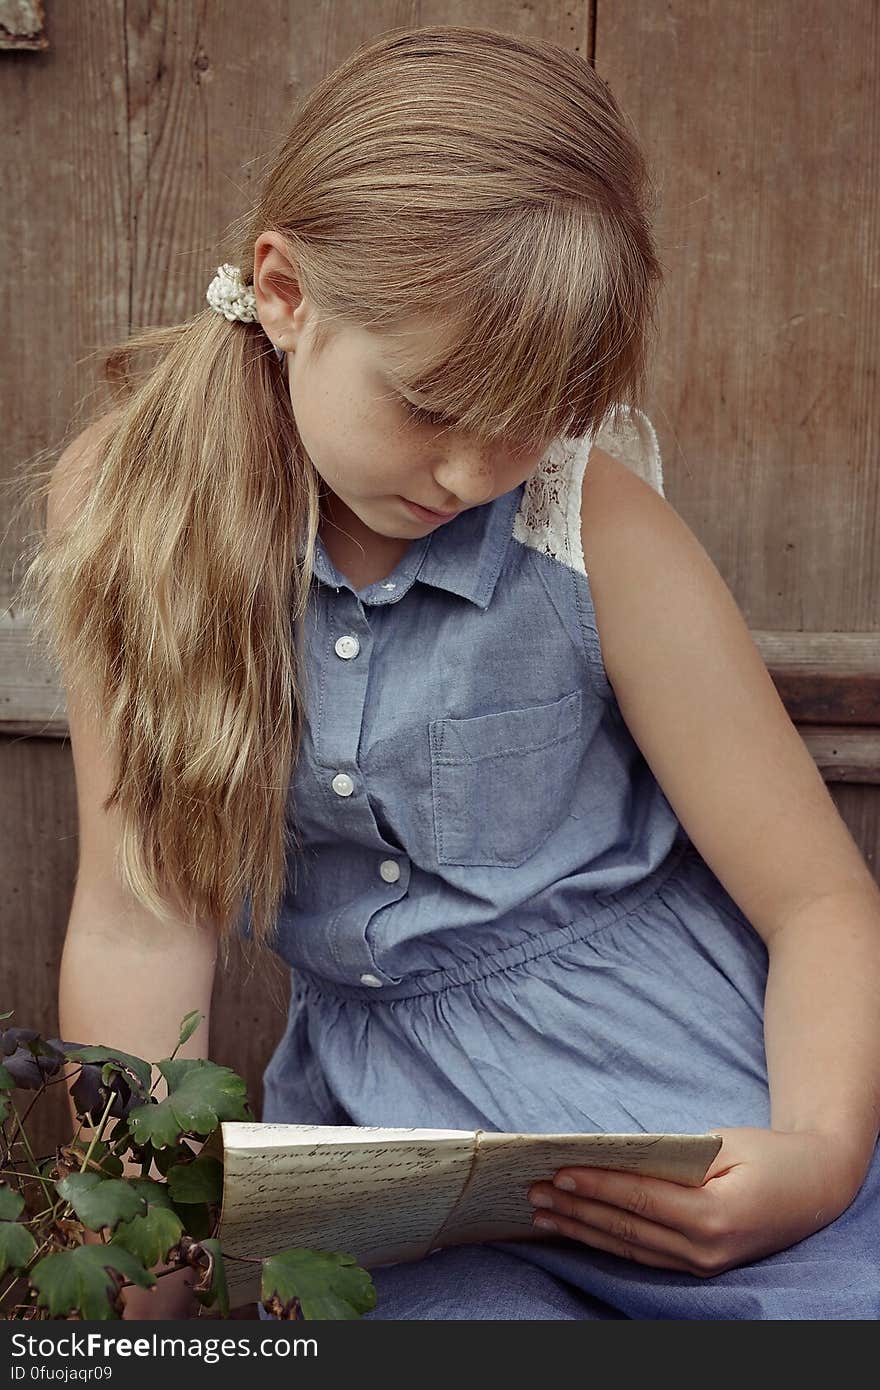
[526,1127,865,1277]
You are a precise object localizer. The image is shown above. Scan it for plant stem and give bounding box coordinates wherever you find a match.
[2,1093,38,1160]
[78,1091,117,1174]
[1,1070,74,1169]
[48,1089,119,1226]
[0,1273,20,1306]
[0,1165,55,1196]
[6,1100,43,1178]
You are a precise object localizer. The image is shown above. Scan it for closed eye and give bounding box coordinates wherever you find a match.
[400,396,458,429]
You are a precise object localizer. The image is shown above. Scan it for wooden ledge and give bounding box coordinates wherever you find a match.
[3,612,879,781]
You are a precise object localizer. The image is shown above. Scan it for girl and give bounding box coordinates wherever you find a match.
[25,26,880,1320]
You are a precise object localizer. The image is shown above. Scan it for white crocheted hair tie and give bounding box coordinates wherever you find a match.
[204,262,283,364]
[206,263,286,365]
[207,263,257,322]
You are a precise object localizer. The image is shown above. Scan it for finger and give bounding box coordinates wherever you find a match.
[531,1209,702,1275]
[532,1188,707,1264]
[547,1164,716,1238]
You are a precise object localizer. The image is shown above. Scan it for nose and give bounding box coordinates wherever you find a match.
[433,443,498,508]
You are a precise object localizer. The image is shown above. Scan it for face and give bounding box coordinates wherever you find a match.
[288,314,552,547]
[260,277,551,550]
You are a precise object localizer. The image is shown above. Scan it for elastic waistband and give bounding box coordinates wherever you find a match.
[293,833,696,1005]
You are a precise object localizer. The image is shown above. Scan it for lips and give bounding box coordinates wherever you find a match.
[403,497,461,520]
[417,503,459,518]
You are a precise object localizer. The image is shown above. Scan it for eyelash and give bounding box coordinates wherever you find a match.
[401,398,451,428]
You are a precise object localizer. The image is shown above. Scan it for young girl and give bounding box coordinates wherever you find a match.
[27,25,880,1320]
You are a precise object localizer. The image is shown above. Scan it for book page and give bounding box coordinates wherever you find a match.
[216,1123,476,1307]
[432,1131,723,1248]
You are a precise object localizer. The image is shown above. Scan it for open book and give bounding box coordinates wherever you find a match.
[209,1123,722,1308]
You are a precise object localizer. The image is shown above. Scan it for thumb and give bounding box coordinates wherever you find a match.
[702,1127,733,1182]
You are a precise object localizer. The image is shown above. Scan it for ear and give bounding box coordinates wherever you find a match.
[252,233,311,352]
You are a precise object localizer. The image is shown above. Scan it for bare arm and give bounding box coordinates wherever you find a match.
[60,888,218,1319]
[60,884,217,1077]
[582,447,880,1187]
[51,416,220,1318]
[762,888,880,1189]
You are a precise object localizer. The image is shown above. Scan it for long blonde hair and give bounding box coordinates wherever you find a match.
[13,24,662,963]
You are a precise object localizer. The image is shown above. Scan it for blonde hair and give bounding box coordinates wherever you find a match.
[13,24,663,966]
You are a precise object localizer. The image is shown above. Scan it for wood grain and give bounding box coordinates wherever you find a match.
[2,3,878,1227]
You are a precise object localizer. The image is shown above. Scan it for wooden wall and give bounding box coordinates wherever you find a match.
[2,3,878,1181]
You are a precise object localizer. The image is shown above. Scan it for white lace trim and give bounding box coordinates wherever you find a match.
[512,434,592,573]
[512,406,664,575]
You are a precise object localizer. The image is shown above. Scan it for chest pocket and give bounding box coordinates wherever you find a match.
[429,688,582,867]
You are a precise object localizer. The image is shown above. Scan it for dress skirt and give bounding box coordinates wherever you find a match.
[256,838,880,1319]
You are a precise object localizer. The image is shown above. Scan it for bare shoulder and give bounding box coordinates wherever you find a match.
[579,439,768,694]
[48,407,125,535]
[581,441,669,540]
[578,442,693,678]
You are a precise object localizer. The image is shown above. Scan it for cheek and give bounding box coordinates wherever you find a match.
[289,365,423,485]
[291,396,391,491]
[289,400,327,475]
[288,366,349,467]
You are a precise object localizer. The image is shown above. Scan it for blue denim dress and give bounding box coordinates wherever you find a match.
[253,407,880,1319]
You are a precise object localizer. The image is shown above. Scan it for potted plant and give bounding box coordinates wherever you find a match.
[0,1008,377,1320]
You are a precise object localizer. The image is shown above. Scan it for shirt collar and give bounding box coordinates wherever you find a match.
[310,481,524,610]
[412,480,527,609]
[310,432,591,610]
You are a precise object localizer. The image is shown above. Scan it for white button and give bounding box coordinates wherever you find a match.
[334,635,360,659]
[379,859,401,883]
[331,772,354,796]
[360,973,383,988]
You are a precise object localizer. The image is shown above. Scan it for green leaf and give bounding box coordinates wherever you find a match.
[152,1139,197,1177]
[127,1059,250,1149]
[177,1011,203,1049]
[55,1172,147,1232]
[167,1155,223,1205]
[110,1180,184,1267]
[0,1219,38,1278]
[170,1199,212,1240]
[125,1177,178,1210]
[192,1236,229,1317]
[0,1184,25,1220]
[261,1249,377,1320]
[31,1242,154,1320]
[0,1062,15,1089]
[0,1095,8,1122]
[62,1045,152,1097]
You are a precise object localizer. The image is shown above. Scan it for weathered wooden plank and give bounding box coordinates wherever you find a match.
[6,612,878,739]
[751,631,880,725]
[599,2,880,635]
